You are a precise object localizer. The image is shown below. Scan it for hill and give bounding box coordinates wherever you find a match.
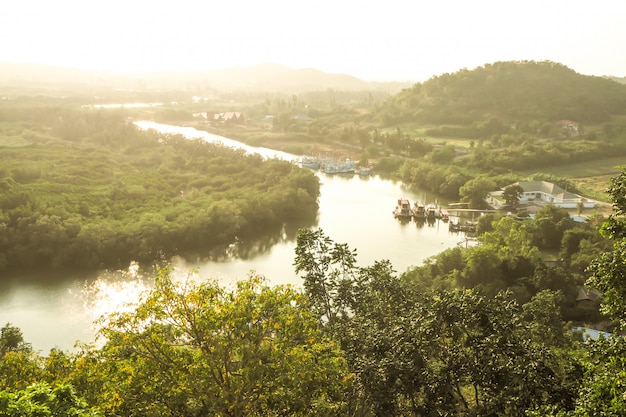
[0,62,411,94]
[378,60,626,126]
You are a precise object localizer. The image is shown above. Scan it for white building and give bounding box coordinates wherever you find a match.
[488,181,595,209]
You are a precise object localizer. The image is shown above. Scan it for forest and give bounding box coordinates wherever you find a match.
[2,169,626,415]
[0,106,320,272]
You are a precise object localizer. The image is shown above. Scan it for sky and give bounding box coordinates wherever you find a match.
[2,0,625,82]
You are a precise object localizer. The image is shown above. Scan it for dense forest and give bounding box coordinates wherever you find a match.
[0,106,320,272]
[378,61,626,125]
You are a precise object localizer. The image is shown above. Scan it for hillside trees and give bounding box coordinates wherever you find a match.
[381,61,626,126]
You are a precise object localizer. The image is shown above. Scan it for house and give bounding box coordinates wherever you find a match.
[199,112,245,125]
[576,287,602,303]
[487,181,595,209]
[556,119,581,137]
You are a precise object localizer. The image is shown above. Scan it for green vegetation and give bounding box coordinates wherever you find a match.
[3,60,626,414]
[0,105,320,272]
[192,61,626,203]
[379,61,626,125]
[4,165,626,414]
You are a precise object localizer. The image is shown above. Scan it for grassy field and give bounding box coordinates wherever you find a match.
[518,157,625,202]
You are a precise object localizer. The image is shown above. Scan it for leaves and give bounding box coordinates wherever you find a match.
[95,268,350,416]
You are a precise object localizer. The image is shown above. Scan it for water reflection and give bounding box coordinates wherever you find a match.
[81,262,152,329]
[0,123,472,353]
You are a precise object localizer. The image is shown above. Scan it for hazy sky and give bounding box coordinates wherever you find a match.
[2,0,625,82]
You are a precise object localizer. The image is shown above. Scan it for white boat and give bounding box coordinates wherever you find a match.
[321,158,356,174]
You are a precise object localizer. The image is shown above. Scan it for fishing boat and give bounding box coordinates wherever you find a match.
[321,158,356,174]
[425,203,438,219]
[412,202,426,220]
[449,221,477,232]
[356,166,372,176]
[393,198,413,219]
[299,156,321,170]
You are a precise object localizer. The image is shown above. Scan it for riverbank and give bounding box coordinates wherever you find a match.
[188,122,365,162]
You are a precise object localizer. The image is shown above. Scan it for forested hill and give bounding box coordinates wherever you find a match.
[378,60,626,126]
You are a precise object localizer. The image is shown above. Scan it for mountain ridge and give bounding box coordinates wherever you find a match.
[0,62,413,93]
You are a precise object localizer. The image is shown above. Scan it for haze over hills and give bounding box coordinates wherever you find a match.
[0,62,413,94]
[378,60,626,126]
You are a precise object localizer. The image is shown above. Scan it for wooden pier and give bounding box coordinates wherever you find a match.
[445,208,497,216]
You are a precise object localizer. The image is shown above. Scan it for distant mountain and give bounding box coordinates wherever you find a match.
[0,62,412,93]
[378,61,626,125]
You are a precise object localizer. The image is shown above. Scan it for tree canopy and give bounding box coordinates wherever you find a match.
[378,61,626,126]
[0,107,320,272]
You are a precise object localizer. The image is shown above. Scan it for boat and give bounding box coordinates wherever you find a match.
[439,208,450,222]
[449,220,477,232]
[321,158,356,174]
[356,166,372,176]
[393,198,413,219]
[425,204,438,219]
[412,202,426,220]
[299,156,321,170]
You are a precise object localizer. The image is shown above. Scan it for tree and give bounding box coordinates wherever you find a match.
[294,228,357,332]
[294,229,579,416]
[93,267,351,416]
[571,169,626,414]
[459,176,497,209]
[0,323,32,357]
[502,184,524,208]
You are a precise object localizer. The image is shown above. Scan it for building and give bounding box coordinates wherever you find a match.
[487,181,595,209]
[194,112,245,125]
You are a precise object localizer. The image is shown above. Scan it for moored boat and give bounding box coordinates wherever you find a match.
[449,220,477,232]
[356,166,372,176]
[393,198,413,219]
[425,203,438,219]
[412,202,426,220]
[299,156,321,170]
[321,158,356,174]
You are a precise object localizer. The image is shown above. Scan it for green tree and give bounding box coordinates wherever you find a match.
[94,267,350,416]
[294,229,579,416]
[294,228,357,332]
[0,323,32,357]
[459,176,496,209]
[571,169,626,415]
[502,184,524,208]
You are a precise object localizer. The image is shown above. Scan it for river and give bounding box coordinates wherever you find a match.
[0,122,470,352]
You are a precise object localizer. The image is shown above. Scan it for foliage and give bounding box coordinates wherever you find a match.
[379,60,626,126]
[0,323,32,357]
[573,336,626,416]
[459,176,497,208]
[502,184,524,207]
[0,382,100,417]
[0,106,320,272]
[89,268,351,416]
[294,228,581,416]
[587,168,626,327]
